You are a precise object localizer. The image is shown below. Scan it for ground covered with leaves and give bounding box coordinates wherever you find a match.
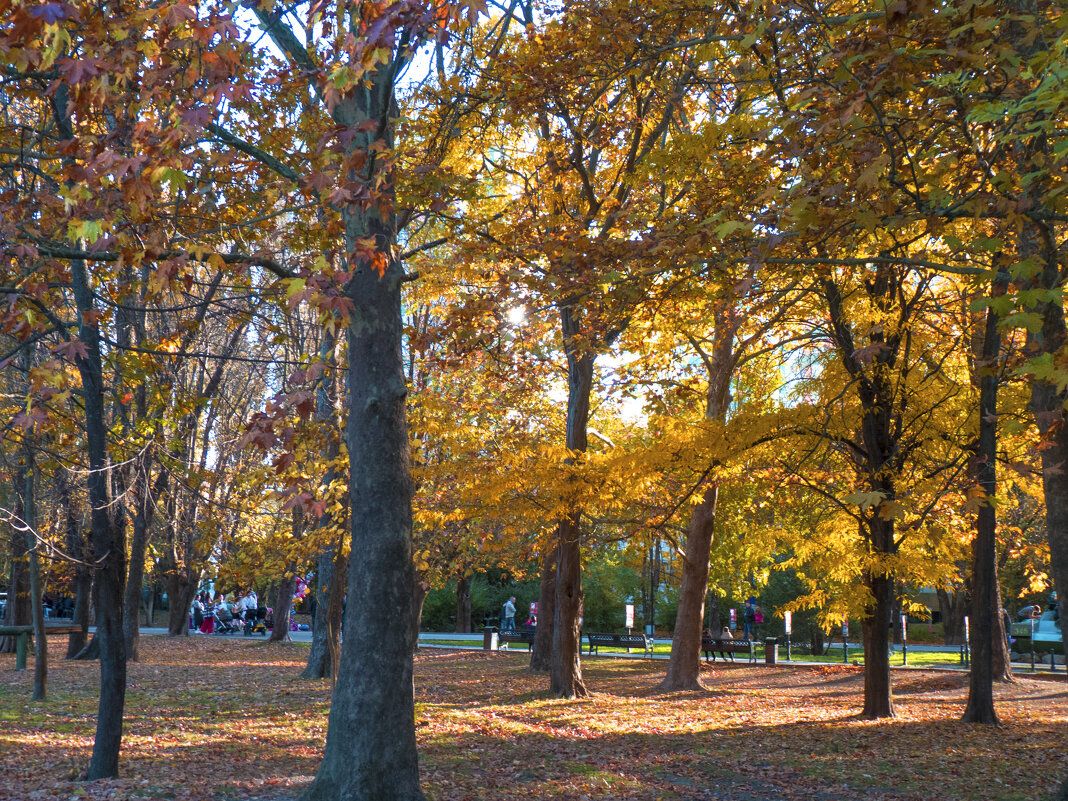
[0,638,1065,801]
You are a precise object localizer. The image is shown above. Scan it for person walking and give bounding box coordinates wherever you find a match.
[742,598,756,642]
[501,596,516,631]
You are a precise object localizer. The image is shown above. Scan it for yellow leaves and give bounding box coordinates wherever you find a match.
[39,22,70,70]
[66,219,105,245]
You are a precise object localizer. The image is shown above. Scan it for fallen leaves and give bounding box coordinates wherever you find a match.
[0,640,1066,801]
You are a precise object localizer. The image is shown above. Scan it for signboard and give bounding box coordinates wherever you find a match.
[842,619,849,638]
[964,616,969,641]
[784,611,792,636]
[530,602,538,614]
[900,614,907,642]
[625,604,635,629]
[729,608,737,629]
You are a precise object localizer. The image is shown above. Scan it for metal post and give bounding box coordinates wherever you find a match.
[1051,649,1057,672]
[1030,618,1035,672]
[901,613,907,666]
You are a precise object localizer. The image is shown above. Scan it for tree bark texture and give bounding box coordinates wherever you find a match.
[861,569,895,719]
[660,486,718,691]
[300,71,425,801]
[269,572,297,643]
[530,545,557,672]
[302,540,346,680]
[550,515,587,698]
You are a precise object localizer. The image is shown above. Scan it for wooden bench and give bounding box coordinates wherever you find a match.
[498,628,536,651]
[586,632,654,658]
[701,636,755,664]
[0,625,82,670]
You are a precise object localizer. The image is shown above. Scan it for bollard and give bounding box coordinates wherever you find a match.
[1052,649,1058,672]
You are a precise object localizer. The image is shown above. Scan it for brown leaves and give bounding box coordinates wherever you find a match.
[2,640,1067,801]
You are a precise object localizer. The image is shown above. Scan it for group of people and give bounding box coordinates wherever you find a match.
[191,589,260,634]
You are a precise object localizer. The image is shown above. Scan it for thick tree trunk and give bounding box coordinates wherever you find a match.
[550,515,587,698]
[530,546,557,672]
[861,572,895,719]
[300,68,425,801]
[455,575,471,634]
[661,486,718,691]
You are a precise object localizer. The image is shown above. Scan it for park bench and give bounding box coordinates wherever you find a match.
[0,624,82,671]
[586,632,654,658]
[498,628,536,651]
[700,636,755,664]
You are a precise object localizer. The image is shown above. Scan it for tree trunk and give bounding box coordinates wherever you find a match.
[412,578,430,651]
[530,545,557,672]
[269,572,297,643]
[661,486,718,691]
[70,242,128,780]
[548,307,592,699]
[122,456,154,662]
[937,588,968,646]
[861,572,895,718]
[1,497,30,653]
[68,562,92,658]
[550,515,587,699]
[299,68,425,801]
[1031,376,1068,657]
[455,574,471,634]
[963,284,1007,722]
[302,540,346,680]
[18,391,46,700]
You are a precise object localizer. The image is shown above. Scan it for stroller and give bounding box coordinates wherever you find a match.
[244,605,269,636]
[215,604,240,634]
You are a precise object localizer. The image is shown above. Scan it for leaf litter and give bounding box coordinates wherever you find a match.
[0,640,1065,801]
